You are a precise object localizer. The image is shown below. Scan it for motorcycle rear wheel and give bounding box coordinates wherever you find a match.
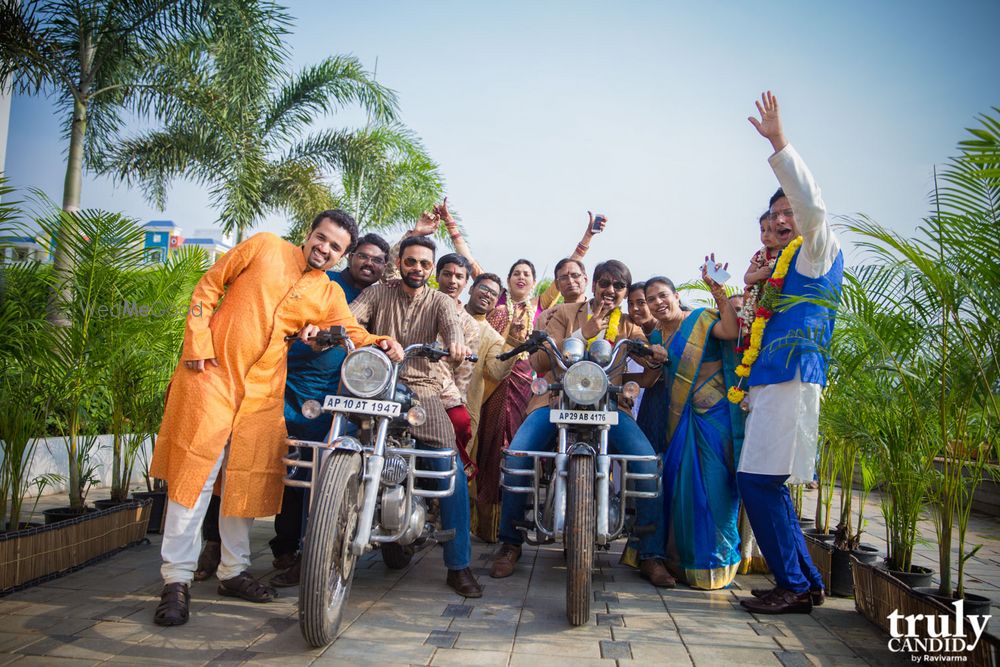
[299,451,363,647]
[565,453,595,626]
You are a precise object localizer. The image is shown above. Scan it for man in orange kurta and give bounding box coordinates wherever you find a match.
[151,210,399,627]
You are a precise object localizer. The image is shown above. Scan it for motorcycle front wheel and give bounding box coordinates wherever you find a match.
[299,451,363,647]
[565,453,595,626]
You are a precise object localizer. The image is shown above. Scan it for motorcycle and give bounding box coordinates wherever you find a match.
[284,326,477,647]
[498,330,662,625]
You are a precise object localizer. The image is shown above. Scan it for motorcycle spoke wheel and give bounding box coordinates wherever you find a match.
[299,452,363,647]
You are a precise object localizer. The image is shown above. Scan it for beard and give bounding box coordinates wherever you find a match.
[402,272,427,289]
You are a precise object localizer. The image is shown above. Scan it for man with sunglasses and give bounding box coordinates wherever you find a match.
[194,233,391,587]
[349,235,483,597]
[490,260,674,588]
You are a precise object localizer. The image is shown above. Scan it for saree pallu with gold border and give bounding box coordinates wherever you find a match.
[636,308,746,589]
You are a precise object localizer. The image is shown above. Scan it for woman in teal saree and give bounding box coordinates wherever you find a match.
[634,275,746,589]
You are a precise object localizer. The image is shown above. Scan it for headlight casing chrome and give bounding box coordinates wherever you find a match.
[563,360,609,406]
[561,337,585,364]
[341,347,392,398]
[588,339,613,366]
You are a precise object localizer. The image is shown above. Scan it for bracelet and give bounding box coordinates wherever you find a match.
[576,242,589,255]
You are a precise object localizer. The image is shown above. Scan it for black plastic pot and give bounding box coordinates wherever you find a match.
[93,499,129,511]
[3,521,43,533]
[804,528,834,543]
[885,563,934,588]
[912,587,993,616]
[851,544,880,565]
[132,490,167,533]
[42,507,97,525]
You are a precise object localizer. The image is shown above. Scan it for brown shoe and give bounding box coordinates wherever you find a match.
[272,552,297,570]
[639,559,676,588]
[489,543,521,579]
[810,589,825,607]
[270,556,301,588]
[218,571,276,603]
[752,586,824,607]
[193,541,221,582]
[446,567,483,598]
[153,582,190,626]
[741,588,812,614]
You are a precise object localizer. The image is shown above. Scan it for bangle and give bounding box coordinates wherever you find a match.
[576,242,589,254]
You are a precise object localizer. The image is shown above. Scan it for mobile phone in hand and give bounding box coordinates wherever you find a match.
[704,261,731,284]
[591,214,606,234]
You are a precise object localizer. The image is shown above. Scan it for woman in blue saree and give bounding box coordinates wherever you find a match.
[633,275,746,589]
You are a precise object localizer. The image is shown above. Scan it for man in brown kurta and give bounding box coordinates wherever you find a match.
[349,236,484,598]
[152,210,399,627]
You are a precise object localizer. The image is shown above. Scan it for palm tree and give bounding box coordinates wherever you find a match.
[97,4,401,243]
[0,0,221,322]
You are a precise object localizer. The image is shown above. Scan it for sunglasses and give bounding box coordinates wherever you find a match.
[402,257,434,270]
[597,278,627,291]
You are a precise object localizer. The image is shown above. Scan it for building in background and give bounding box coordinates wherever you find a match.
[1,220,230,265]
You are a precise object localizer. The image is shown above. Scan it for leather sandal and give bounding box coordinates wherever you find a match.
[218,571,276,603]
[154,582,190,626]
[193,541,221,582]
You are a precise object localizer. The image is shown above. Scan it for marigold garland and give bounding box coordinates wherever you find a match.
[587,306,621,347]
[729,235,804,404]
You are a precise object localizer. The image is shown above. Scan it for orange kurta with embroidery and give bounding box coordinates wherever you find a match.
[150,232,386,517]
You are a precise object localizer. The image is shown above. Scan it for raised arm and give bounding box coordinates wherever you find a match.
[181,232,269,363]
[382,211,443,282]
[749,91,838,271]
[538,212,607,309]
[437,199,484,278]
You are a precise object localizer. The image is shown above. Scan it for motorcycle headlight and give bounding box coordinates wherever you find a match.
[341,347,392,398]
[561,337,585,364]
[563,361,609,406]
[588,339,613,366]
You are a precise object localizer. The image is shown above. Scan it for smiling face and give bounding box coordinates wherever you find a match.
[645,281,683,323]
[302,218,352,270]
[508,263,536,301]
[592,272,628,310]
[468,277,501,315]
[627,288,652,327]
[348,242,387,286]
[398,244,435,290]
[437,262,469,299]
[769,196,799,248]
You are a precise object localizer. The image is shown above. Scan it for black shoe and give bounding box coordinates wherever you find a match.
[270,556,301,588]
[741,588,812,615]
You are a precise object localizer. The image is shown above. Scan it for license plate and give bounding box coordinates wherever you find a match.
[323,395,401,417]
[550,410,619,425]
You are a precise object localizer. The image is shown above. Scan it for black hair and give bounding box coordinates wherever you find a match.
[508,259,536,280]
[592,259,632,288]
[473,272,503,291]
[644,276,677,293]
[355,232,389,257]
[628,281,646,296]
[759,211,770,224]
[311,209,358,252]
[399,235,437,258]
[554,257,586,279]
[768,188,785,209]
[437,252,472,275]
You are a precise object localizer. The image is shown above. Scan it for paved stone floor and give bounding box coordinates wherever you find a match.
[1,487,996,666]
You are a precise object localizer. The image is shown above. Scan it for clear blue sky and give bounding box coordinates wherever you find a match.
[6,0,999,291]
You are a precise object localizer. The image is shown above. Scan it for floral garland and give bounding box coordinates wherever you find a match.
[586,306,621,347]
[728,235,804,404]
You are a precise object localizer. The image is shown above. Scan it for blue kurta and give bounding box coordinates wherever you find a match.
[284,270,362,441]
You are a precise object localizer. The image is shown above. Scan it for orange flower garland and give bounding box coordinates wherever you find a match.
[728,235,804,404]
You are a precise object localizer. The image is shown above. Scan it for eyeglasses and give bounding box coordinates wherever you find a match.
[556,272,584,283]
[770,208,795,221]
[597,278,627,291]
[475,283,500,298]
[353,251,385,266]
[402,257,434,270]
